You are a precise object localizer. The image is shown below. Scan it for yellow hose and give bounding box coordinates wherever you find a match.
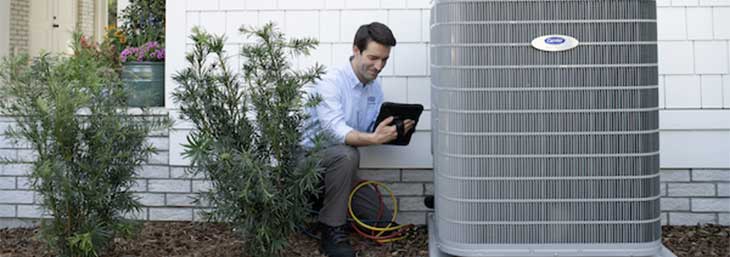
[347,180,410,243]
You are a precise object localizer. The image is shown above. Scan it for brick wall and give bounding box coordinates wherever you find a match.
[660,169,730,225]
[0,116,436,224]
[0,0,10,57]
[78,0,97,38]
[2,115,729,226]
[0,117,185,222]
[9,0,29,54]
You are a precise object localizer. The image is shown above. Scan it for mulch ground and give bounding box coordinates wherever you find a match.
[0,222,727,257]
[663,225,729,257]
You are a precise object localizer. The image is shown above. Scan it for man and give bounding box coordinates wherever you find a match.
[302,22,415,257]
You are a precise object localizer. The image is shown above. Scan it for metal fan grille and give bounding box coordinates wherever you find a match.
[431,0,660,246]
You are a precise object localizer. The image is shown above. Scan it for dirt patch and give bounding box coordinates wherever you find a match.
[1,222,727,257]
[0,222,426,257]
[663,224,729,257]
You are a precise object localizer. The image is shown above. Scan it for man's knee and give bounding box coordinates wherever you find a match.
[342,145,360,165]
[328,145,360,168]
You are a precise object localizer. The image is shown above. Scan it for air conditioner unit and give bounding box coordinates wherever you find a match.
[428,0,675,256]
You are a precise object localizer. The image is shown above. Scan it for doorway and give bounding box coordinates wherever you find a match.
[29,0,77,55]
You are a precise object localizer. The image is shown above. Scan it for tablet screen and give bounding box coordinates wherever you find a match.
[372,102,424,145]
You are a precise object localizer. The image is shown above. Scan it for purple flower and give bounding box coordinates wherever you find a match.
[120,41,164,62]
[154,49,165,60]
[120,49,130,62]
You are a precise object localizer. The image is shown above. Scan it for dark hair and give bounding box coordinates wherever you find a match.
[353,22,396,52]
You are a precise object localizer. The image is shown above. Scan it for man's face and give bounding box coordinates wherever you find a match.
[352,41,391,83]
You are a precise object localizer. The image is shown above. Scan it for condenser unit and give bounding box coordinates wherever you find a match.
[428,0,675,256]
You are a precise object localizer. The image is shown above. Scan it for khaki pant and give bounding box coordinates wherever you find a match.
[318,144,394,227]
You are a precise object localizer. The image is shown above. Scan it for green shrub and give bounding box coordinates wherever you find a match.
[0,33,170,257]
[172,24,327,256]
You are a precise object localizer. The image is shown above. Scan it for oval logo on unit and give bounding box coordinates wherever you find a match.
[544,37,566,45]
[532,35,579,52]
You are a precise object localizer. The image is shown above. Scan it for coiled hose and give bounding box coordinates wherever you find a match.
[347,180,413,244]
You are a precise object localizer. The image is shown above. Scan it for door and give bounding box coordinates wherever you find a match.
[29,0,77,55]
[29,0,53,55]
[53,0,76,53]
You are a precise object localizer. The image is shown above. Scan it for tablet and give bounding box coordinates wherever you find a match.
[371,102,424,145]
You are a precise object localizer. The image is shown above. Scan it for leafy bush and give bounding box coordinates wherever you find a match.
[172,24,327,256]
[80,31,125,72]
[0,33,171,257]
[101,24,127,68]
[114,0,165,65]
[118,0,165,48]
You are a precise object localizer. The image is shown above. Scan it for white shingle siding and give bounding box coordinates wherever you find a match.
[694,41,728,74]
[658,42,694,75]
[172,0,435,168]
[163,0,730,225]
[656,3,730,174]
[700,75,724,108]
[664,75,701,107]
[686,7,713,40]
[657,5,730,108]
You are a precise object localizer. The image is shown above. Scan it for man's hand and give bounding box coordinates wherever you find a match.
[344,117,417,146]
[403,119,415,133]
[371,116,398,144]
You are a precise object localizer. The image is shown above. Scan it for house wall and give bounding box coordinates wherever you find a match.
[657,1,730,170]
[78,0,96,37]
[0,0,10,57]
[8,0,29,54]
[1,0,729,227]
[654,0,730,225]
[117,0,129,24]
[95,0,108,42]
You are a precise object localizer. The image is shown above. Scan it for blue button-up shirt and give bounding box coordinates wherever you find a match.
[301,62,384,148]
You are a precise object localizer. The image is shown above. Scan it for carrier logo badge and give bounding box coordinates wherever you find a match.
[544,37,566,44]
[531,35,579,52]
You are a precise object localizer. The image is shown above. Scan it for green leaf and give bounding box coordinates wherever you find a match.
[172,24,328,256]
[1,30,170,257]
[69,232,96,257]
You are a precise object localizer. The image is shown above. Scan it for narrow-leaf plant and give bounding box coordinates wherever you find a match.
[0,33,170,257]
[172,24,328,256]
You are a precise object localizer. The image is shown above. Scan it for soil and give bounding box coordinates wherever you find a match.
[0,222,727,257]
[662,225,729,257]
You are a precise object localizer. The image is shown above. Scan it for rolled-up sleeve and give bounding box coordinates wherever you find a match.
[316,81,354,143]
